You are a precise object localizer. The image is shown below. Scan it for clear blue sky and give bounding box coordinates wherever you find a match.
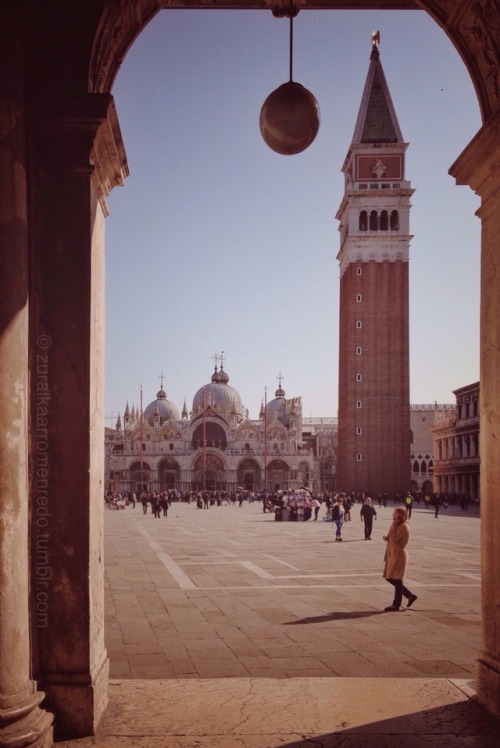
[105,8,481,424]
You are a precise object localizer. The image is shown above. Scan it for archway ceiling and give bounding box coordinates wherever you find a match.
[90,1,497,122]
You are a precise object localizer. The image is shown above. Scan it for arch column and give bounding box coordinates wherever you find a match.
[0,6,54,746]
[451,111,500,720]
[28,94,127,739]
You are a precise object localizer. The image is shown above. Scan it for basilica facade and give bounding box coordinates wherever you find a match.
[105,365,317,495]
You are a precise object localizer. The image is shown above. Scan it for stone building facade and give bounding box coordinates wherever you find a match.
[409,403,455,493]
[431,382,480,501]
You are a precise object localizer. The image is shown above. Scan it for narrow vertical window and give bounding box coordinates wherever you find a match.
[390,210,399,230]
[356,266,362,276]
[369,210,378,230]
[359,211,367,231]
[356,373,362,382]
[356,320,362,329]
[356,294,362,303]
[356,346,362,355]
[356,427,362,435]
[380,210,388,230]
[356,453,362,462]
[356,400,362,409]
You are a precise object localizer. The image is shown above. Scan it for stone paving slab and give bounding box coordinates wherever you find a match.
[53,503,500,746]
[103,501,481,681]
[57,677,500,747]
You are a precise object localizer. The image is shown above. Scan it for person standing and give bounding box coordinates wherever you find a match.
[311,497,321,521]
[344,496,353,521]
[382,506,417,611]
[360,496,377,539]
[332,497,345,541]
[404,492,413,518]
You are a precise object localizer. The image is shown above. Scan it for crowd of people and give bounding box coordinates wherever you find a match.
[103,486,477,615]
[104,487,476,523]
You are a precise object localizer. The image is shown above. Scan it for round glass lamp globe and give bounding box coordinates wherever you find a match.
[259,81,320,155]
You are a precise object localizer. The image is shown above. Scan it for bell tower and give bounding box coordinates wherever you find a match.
[336,33,412,496]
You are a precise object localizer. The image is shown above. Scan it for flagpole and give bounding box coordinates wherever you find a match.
[140,383,143,492]
[202,386,206,492]
[264,386,267,493]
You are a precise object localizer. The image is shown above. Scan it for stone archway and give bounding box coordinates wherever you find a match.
[2,3,500,745]
[237,458,261,491]
[158,458,181,490]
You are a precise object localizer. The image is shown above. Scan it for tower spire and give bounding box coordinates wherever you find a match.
[351,32,403,146]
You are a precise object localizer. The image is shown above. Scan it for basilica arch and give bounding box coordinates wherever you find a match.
[267,459,290,490]
[193,451,226,490]
[237,458,262,491]
[158,458,181,490]
[2,2,500,745]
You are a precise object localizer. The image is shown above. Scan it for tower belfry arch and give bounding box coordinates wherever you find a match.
[1,2,500,745]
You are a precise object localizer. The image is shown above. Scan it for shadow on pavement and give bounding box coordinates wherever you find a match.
[283,610,386,624]
[275,699,500,747]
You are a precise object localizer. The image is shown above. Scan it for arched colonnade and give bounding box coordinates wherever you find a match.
[1,2,500,745]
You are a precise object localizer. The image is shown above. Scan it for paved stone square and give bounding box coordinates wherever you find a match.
[104,500,481,681]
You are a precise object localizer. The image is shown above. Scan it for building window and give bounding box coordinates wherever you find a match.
[169,443,174,451]
[356,426,362,435]
[380,210,389,230]
[390,210,399,230]
[359,210,367,231]
[356,266,362,276]
[356,320,362,329]
[356,293,362,303]
[356,400,362,408]
[356,453,362,461]
[356,346,362,355]
[369,210,378,230]
[356,373,362,382]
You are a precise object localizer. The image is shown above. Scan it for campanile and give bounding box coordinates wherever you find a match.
[336,34,412,496]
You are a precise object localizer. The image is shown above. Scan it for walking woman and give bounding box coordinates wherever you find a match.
[382,506,417,611]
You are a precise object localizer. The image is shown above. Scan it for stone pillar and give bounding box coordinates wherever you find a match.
[451,111,500,721]
[0,5,54,747]
[29,94,127,739]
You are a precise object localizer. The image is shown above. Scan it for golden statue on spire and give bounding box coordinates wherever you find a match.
[372,30,380,48]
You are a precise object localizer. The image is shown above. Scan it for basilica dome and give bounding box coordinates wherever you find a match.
[266,382,289,426]
[192,365,243,422]
[144,385,180,425]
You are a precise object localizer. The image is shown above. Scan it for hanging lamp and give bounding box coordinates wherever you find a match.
[260,0,320,155]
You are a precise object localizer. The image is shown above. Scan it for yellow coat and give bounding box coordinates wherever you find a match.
[383,520,410,579]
